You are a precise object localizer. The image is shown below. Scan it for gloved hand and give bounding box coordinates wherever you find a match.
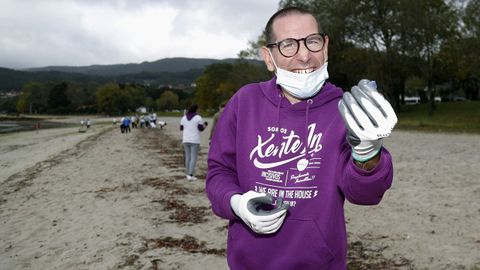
[338,79,397,162]
[230,191,289,234]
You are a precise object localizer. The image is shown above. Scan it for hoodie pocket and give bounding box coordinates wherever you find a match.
[228,218,334,270]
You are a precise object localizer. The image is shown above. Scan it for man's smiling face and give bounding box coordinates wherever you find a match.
[263,12,328,75]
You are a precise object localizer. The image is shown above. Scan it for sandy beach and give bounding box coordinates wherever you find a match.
[1,116,479,270]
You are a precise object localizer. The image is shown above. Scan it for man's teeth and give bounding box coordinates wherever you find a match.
[294,68,314,74]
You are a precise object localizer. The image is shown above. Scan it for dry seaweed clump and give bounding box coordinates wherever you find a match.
[347,241,414,270]
[156,197,209,224]
[144,235,225,256]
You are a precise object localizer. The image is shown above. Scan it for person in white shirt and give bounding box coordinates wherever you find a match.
[152,113,157,125]
[180,104,207,180]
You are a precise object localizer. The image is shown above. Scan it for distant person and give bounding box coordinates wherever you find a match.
[144,115,152,128]
[131,116,137,128]
[209,103,226,142]
[151,113,157,126]
[86,119,91,128]
[135,116,140,128]
[122,117,131,133]
[120,117,125,133]
[80,119,85,127]
[158,120,167,129]
[112,118,117,125]
[180,104,208,180]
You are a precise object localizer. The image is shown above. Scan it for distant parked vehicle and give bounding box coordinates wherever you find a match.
[434,96,442,103]
[452,96,466,102]
[404,96,420,105]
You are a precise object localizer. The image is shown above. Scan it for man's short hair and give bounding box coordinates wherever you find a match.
[264,6,323,44]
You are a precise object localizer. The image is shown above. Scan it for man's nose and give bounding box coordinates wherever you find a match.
[296,41,311,61]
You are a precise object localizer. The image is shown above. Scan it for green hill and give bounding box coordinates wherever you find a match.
[0,67,110,92]
[25,57,262,76]
[0,57,262,92]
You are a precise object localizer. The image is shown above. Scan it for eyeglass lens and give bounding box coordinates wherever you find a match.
[278,34,324,57]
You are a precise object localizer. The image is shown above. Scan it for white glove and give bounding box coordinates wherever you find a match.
[338,79,397,162]
[230,191,289,234]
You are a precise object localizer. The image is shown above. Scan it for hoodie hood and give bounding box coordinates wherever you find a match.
[259,77,344,163]
[186,112,197,121]
[260,77,343,111]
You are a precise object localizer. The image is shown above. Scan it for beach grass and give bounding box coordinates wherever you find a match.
[396,101,480,134]
[155,111,184,117]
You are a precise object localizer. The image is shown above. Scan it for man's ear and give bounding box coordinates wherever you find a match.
[261,46,275,72]
[323,36,330,62]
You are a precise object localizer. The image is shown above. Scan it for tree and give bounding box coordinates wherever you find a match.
[463,0,480,38]
[194,61,271,113]
[124,84,146,110]
[402,0,458,113]
[16,82,49,114]
[226,60,270,99]
[195,63,233,111]
[458,0,480,100]
[0,96,18,113]
[66,82,98,112]
[144,97,155,112]
[346,0,408,110]
[156,90,179,111]
[96,83,144,115]
[48,82,71,113]
[16,91,30,113]
[96,83,121,115]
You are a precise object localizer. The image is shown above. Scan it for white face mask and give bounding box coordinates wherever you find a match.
[269,50,329,99]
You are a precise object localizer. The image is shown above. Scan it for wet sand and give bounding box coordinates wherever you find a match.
[0,116,479,269]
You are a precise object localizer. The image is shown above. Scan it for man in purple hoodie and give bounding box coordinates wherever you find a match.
[206,6,397,270]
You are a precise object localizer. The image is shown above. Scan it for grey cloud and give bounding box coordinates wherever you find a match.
[0,0,279,69]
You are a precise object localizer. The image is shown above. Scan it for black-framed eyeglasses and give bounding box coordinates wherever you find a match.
[266,33,327,58]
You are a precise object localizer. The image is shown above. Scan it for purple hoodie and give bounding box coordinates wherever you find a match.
[206,78,393,270]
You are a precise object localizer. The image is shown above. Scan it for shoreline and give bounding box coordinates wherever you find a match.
[0,115,114,134]
[0,120,77,134]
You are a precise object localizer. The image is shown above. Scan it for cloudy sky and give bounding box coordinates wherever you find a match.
[0,0,280,69]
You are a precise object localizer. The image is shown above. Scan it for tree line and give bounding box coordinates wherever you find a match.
[0,59,268,116]
[8,81,194,115]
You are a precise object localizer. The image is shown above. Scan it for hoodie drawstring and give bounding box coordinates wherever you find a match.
[275,92,283,148]
[305,99,313,160]
[277,93,282,132]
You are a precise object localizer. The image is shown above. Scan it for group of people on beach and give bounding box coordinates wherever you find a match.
[114,113,167,134]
